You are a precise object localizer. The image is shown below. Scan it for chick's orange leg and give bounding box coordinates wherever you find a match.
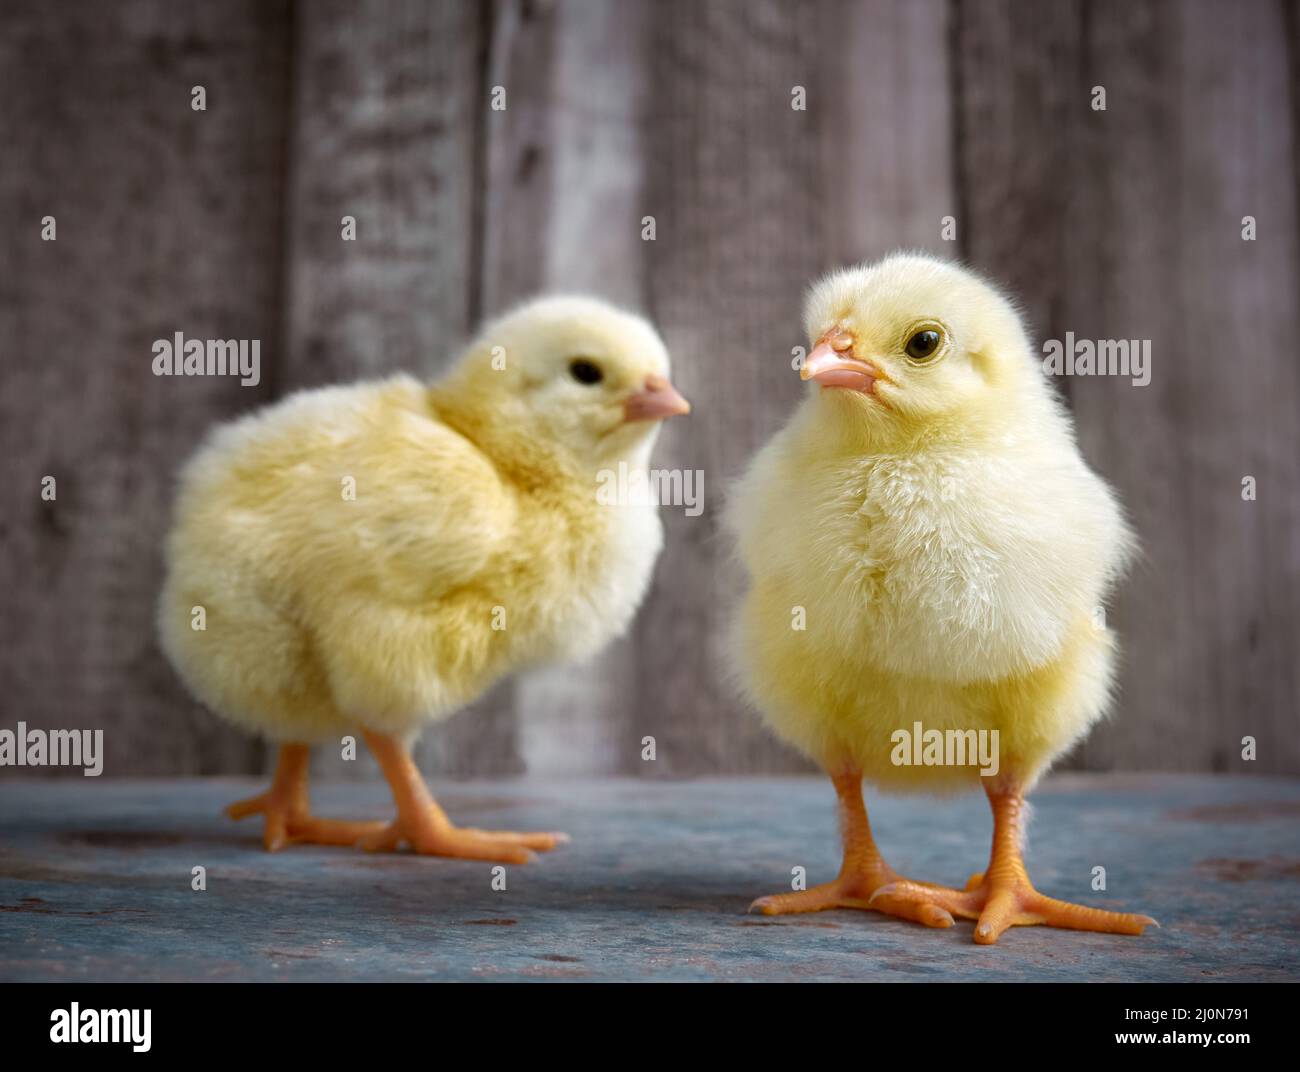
[750,769,952,927]
[869,782,1157,945]
[358,730,568,865]
[225,743,387,852]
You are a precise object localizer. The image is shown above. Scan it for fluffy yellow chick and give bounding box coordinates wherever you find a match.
[726,253,1154,944]
[159,296,688,863]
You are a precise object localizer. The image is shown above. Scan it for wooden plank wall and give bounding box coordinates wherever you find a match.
[1,0,1296,778]
[0,0,293,778]
[953,0,1300,774]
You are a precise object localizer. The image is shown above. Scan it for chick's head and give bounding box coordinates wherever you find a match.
[438,296,689,468]
[800,253,1039,446]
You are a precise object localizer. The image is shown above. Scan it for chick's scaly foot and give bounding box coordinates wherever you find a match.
[868,874,1157,945]
[356,807,569,865]
[750,866,954,928]
[225,790,387,853]
[359,729,568,864]
[225,745,388,852]
[871,786,1157,944]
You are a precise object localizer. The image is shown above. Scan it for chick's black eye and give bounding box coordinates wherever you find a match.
[569,359,604,385]
[905,329,942,361]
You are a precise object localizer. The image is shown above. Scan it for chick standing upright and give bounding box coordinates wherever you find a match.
[159,297,688,863]
[727,254,1153,944]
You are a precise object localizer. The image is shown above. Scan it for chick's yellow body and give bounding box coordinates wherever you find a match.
[732,256,1151,942]
[160,374,662,743]
[729,392,1131,793]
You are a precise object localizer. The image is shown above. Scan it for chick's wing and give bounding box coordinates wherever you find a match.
[301,407,517,608]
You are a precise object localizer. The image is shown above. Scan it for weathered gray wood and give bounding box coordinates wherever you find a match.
[478,0,560,318]
[4,773,1298,980]
[629,0,957,774]
[831,0,957,263]
[280,0,483,385]
[954,0,1300,774]
[275,0,523,780]
[2,0,1297,780]
[481,0,658,776]
[0,0,292,778]
[949,0,1100,776]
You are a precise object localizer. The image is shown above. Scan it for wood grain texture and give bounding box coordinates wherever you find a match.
[274,0,521,780]
[629,0,956,774]
[0,0,292,778]
[483,0,658,776]
[1,0,1296,779]
[280,0,483,385]
[4,773,1299,981]
[954,0,1300,774]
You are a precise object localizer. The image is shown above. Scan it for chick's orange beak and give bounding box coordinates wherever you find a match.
[801,331,880,394]
[624,373,691,422]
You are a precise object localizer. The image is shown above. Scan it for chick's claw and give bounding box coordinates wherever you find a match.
[288,815,390,847]
[224,790,387,853]
[869,879,984,928]
[356,810,568,865]
[750,881,873,916]
[225,790,294,852]
[750,873,955,928]
[225,744,391,852]
[869,877,1156,946]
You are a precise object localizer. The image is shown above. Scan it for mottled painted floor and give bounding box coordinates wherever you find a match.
[0,774,1297,982]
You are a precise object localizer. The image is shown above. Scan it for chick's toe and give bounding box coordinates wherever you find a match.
[356,817,567,864]
[870,784,1156,945]
[748,769,952,927]
[869,877,1156,946]
[752,876,954,928]
[358,729,567,865]
[226,744,387,852]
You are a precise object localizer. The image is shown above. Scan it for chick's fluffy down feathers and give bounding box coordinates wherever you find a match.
[726,254,1134,792]
[160,299,670,743]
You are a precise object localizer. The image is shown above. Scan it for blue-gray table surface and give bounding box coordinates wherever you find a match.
[1,774,1296,982]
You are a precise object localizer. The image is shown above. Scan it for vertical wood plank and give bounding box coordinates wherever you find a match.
[478,0,560,317]
[482,0,659,776]
[833,0,957,262]
[949,0,1087,335]
[280,0,483,386]
[955,0,1300,773]
[629,0,956,774]
[0,0,292,776]
[276,0,519,779]
[2,0,1295,780]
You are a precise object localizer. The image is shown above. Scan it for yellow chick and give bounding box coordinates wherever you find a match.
[159,296,689,863]
[726,253,1154,944]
